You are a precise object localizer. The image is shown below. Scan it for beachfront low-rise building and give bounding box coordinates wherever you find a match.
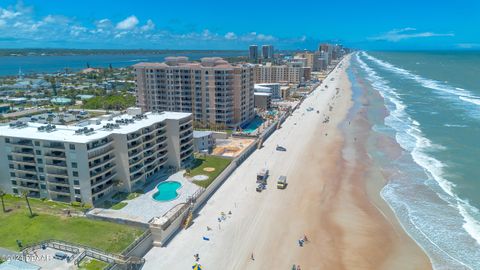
[254,83,281,99]
[133,57,255,129]
[193,130,215,153]
[0,109,194,205]
[254,92,272,110]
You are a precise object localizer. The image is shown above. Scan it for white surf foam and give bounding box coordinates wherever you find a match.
[355,52,480,268]
[361,52,480,111]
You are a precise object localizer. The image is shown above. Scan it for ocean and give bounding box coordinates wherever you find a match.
[350,51,480,269]
[0,51,246,76]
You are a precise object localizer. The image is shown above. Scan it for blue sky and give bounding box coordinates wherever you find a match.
[0,0,479,50]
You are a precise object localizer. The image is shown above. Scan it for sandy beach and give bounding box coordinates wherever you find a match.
[143,55,432,270]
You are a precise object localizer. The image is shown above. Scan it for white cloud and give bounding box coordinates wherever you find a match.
[224,32,237,40]
[0,8,21,19]
[95,18,112,29]
[371,28,454,42]
[140,19,155,31]
[0,19,6,28]
[116,15,139,30]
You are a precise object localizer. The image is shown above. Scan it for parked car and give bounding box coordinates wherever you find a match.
[256,183,266,192]
[257,168,269,183]
[277,175,288,189]
[53,252,68,260]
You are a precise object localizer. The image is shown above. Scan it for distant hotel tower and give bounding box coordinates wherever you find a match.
[262,45,274,59]
[249,45,259,61]
[133,57,255,128]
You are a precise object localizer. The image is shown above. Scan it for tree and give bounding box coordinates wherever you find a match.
[21,190,33,217]
[0,188,6,213]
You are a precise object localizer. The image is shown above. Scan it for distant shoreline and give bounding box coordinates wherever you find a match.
[0,49,247,57]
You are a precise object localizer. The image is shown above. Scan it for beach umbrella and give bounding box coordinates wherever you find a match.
[192,263,203,270]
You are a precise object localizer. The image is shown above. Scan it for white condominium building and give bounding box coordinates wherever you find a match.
[0,110,194,205]
[134,57,255,128]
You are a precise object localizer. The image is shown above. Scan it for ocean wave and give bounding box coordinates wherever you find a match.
[355,53,480,268]
[459,96,480,106]
[361,52,480,111]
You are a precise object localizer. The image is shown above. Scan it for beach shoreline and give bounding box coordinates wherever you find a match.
[142,54,432,269]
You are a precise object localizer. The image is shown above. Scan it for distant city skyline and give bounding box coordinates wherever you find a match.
[0,0,479,50]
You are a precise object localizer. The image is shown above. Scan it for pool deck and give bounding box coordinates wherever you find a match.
[89,171,201,224]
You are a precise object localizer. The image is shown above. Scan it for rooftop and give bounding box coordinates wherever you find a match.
[0,111,191,143]
[133,56,244,69]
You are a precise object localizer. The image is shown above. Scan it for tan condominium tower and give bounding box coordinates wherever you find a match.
[133,57,255,128]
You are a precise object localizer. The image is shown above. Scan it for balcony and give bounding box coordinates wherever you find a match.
[45,142,65,149]
[127,133,142,142]
[91,180,114,196]
[87,138,112,151]
[46,161,67,168]
[13,157,36,164]
[47,178,70,187]
[11,139,33,147]
[90,163,115,177]
[88,145,114,160]
[48,186,71,195]
[15,175,38,182]
[12,148,35,156]
[18,183,40,191]
[129,165,143,175]
[14,166,37,174]
[46,169,68,177]
[130,172,144,183]
[129,156,143,166]
[144,150,155,159]
[45,151,66,159]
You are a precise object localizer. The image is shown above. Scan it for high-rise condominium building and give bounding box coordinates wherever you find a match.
[0,110,194,205]
[134,57,255,128]
[262,45,274,59]
[249,45,259,60]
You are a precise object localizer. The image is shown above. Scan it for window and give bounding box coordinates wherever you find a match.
[71,162,77,168]
[75,189,80,195]
[9,164,14,169]
[73,171,78,177]
[34,141,40,146]
[38,167,44,173]
[69,144,75,150]
[13,188,18,194]
[39,175,45,181]
[37,158,43,164]
[73,180,79,186]
[11,180,16,185]
[75,197,81,202]
[40,184,46,189]
[36,150,41,155]
[7,155,12,161]
[10,172,15,177]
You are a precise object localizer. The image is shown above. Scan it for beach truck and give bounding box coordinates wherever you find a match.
[277,175,287,189]
[257,168,269,184]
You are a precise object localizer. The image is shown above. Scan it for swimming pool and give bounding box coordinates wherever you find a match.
[241,117,264,133]
[152,181,181,201]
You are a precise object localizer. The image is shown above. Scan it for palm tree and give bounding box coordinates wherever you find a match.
[0,188,6,213]
[21,190,33,217]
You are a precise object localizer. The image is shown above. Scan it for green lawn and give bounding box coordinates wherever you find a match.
[79,258,109,270]
[110,202,128,210]
[188,155,232,188]
[0,209,143,253]
[2,194,90,216]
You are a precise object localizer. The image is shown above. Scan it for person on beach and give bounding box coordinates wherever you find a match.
[303,234,309,242]
[251,253,255,261]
